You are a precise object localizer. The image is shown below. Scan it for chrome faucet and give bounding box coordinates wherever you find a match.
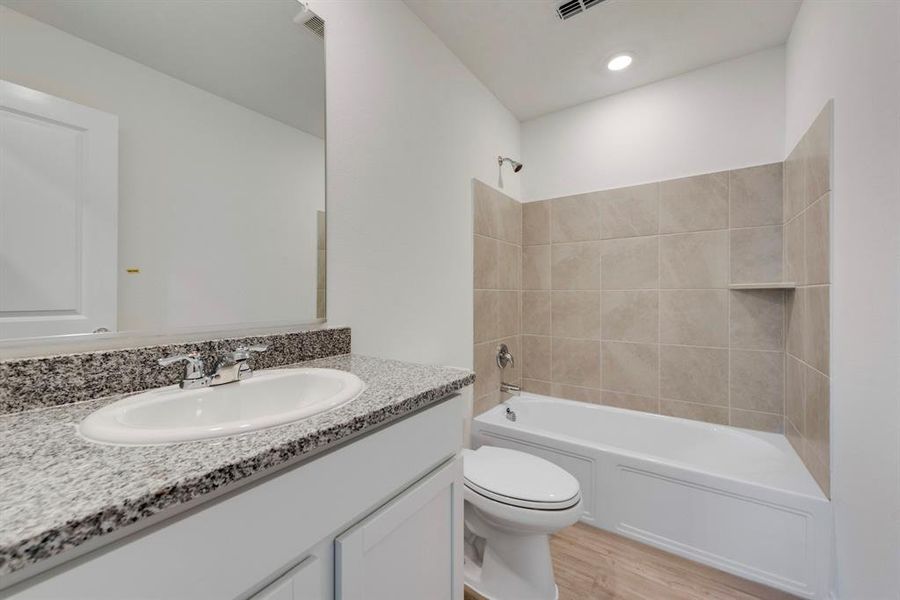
[158,345,268,389]
[496,343,514,369]
[496,343,520,396]
[209,345,268,386]
[157,352,209,390]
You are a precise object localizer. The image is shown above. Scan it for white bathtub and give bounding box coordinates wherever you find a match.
[472,394,831,599]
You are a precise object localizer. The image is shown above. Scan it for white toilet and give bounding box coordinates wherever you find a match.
[462,446,582,600]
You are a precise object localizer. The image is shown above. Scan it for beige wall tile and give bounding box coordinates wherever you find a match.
[660,399,728,425]
[804,285,829,375]
[523,245,551,290]
[730,289,784,351]
[730,226,783,284]
[317,210,327,249]
[523,379,552,395]
[599,183,659,239]
[601,290,658,343]
[806,451,830,497]
[551,242,603,290]
[473,341,500,399]
[551,383,603,404]
[785,418,804,459]
[659,290,729,347]
[552,337,603,388]
[523,200,550,245]
[316,289,325,319]
[730,163,783,228]
[783,141,806,221]
[474,179,500,238]
[497,241,520,290]
[804,194,829,285]
[784,214,805,285]
[474,290,498,343]
[659,345,728,406]
[317,250,326,290]
[474,235,498,289]
[522,291,551,335]
[497,291,520,339]
[601,391,659,414]
[731,350,784,413]
[498,194,523,244]
[785,287,806,359]
[804,365,830,467]
[523,335,552,381]
[805,101,832,207]
[474,390,501,416]
[551,192,602,242]
[659,230,729,289]
[785,354,805,434]
[551,291,602,340]
[600,237,659,290]
[600,341,658,397]
[730,409,783,433]
[659,171,729,233]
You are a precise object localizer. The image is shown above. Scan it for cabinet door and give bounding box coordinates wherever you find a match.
[335,457,463,600]
[251,556,322,600]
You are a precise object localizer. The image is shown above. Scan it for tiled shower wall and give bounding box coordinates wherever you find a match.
[783,102,832,495]
[517,165,789,432]
[473,166,789,431]
[473,181,522,415]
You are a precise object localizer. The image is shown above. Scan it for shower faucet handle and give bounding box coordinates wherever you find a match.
[496,343,515,369]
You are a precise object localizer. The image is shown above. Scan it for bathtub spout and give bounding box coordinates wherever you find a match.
[500,382,520,393]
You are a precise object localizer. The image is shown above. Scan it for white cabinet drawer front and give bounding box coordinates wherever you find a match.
[335,458,463,600]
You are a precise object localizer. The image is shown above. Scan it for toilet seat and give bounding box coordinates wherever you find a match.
[462,447,581,511]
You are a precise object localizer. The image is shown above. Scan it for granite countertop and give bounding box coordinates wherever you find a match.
[0,354,474,580]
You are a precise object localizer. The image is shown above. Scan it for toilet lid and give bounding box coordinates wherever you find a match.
[463,446,581,509]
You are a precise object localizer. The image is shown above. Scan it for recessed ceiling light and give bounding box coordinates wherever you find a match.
[607,54,633,71]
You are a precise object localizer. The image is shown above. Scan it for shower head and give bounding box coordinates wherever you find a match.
[498,156,523,173]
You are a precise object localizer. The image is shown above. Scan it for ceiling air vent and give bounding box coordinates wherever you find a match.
[303,14,325,39]
[555,0,607,21]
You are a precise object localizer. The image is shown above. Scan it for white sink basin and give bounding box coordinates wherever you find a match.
[79,368,365,446]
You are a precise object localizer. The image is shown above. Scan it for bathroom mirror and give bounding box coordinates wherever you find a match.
[0,0,326,344]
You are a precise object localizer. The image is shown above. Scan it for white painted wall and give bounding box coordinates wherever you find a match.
[309,0,521,368]
[520,46,785,201]
[785,2,900,597]
[0,7,324,333]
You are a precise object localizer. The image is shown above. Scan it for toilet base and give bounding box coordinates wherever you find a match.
[464,507,564,600]
[464,554,559,600]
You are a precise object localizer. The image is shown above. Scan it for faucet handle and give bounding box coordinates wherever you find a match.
[158,352,206,383]
[496,343,515,369]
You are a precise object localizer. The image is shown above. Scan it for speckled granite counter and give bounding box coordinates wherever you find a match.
[0,354,474,580]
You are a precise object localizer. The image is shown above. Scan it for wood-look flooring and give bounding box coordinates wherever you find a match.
[464,523,798,600]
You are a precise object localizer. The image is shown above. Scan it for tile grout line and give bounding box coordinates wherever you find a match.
[727,170,733,426]
[657,183,662,415]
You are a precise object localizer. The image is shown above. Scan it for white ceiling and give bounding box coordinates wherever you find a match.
[405,0,801,121]
[2,0,325,138]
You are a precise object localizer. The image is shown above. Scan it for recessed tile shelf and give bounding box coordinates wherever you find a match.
[728,282,797,290]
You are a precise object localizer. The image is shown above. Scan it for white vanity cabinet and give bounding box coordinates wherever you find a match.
[3,395,465,600]
[336,458,463,599]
